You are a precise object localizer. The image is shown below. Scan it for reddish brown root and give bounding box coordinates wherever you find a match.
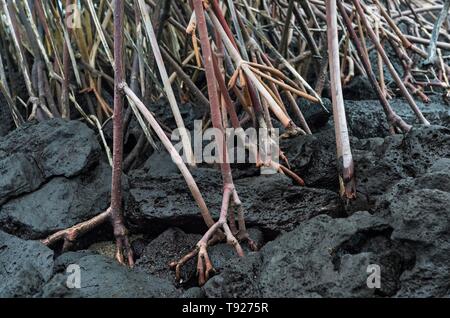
[41,207,134,267]
[170,187,257,286]
[41,209,111,249]
[111,212,135,267]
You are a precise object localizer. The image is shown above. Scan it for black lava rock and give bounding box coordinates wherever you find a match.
[37,251,179,298]
[0,230,54,297]
[203,212,413,298]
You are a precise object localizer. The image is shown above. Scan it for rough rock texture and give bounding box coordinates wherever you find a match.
[126,167,221,235]
[0,153,44,205]
[0,97,15,137]
[343,75,378,101]
[234,174,343,235]
[0,119,101,204]
[181,287,205,298]
[297,97,332,132]
[1,91,449,298]
[140,150,180,178]
[127,168,343,237]
[281,127,338,190]
[283,124,450,201]
[37,251,179,298]
[354,125,450,207]
[201,125,450,298]
[0,119,100,179]
[148,99,206,131]
[0,230,54,297]
[376,159,450,297]
[286,96,449,191]
[204,212,414,298]
[0,162,112,239]
[368,45,403,87]
[344,97,450,139]
[136,228,201,285]
[0,119,112,239]
[136,227,264,287]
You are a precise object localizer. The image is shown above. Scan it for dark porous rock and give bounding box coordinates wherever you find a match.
[354,125,450,206]
[345,99,392,139]
[235,174,343,235]
[0,230,54,297]
[130,237,147,260]
[204,212,414,298]
[283,111,449,195]
[368,45,403,87]
[0,119,114,240]
[376,159,450,297]
[281,127,338,190]
[297,97,332,131]
[37,251,179,298]
[0,119,101,208]
[140,150,180,178]
[0,153,44,205]
[417,96,450,128]
[136,227,265,287]
[395,96,450,130]
[0,96,15,137]
[148,99,206,131]
[343,75,377,100]
[0,119,100,179]
[127,167,222,235]
[0,162,112,239]
[203,253,263,298]
[261,122,449,217]
[208,227,264,270]
[181,287,205,298]
[344,97,450,139]
[136,228,202,285]
[128,166,342,237]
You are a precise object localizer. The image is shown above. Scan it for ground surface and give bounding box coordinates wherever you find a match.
[0,89,449,298]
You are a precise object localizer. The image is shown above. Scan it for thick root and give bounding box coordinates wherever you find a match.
[170,187,257,286]
[41,207,134,267]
